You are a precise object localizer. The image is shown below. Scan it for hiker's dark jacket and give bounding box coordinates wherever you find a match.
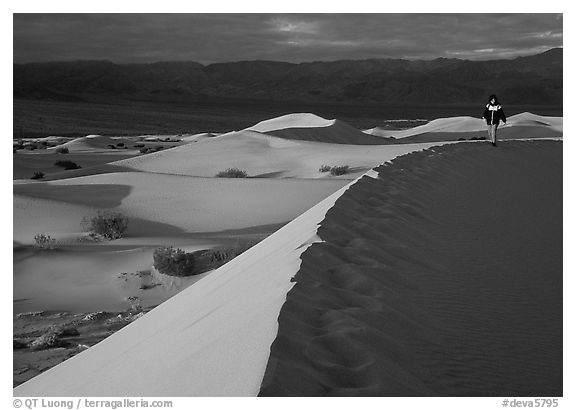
[483,103,506,125]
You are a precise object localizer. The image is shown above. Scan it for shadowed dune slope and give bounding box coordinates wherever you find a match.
[259,140,562,396]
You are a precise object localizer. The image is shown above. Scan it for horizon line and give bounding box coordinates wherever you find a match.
[13,47,562,66]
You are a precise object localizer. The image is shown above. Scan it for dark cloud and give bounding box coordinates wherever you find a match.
[13,13,563,64]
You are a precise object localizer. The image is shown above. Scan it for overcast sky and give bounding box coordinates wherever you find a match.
[13,13,563,64]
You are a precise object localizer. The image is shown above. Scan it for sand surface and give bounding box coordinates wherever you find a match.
[14,172,348,238]
[13,151,135,180]
[13,183,354,396]
[260,140,562,396]
[369,113,562,139]
[112,132,444,179]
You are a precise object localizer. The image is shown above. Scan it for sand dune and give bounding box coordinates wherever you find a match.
[50,135,122,153]
[260,140,562,396]
[13,181,353,396]
[365,113,563,142]
[246,113,336,132]
[14,140,450,396]
[246,113,388,145]
[180,132,218,142]
[372,116,487,138]
[13,112,562,397]
[14,172,348,239]
[16,141,562,397]
[112,131,446,179]
[506,112,563,132]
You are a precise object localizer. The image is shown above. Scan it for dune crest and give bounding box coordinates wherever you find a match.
[245,113,389,145]
[246,113,335,132]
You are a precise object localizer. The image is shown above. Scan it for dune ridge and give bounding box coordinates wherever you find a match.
[259,140,562,396]
[367,113,562,140]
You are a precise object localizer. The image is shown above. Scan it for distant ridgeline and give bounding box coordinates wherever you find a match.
[13,48,562,105]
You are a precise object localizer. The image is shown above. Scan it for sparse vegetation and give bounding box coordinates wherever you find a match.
[133,143,145,148]
[107,144,117,149]
[31,171,44,180]
[28,325,79,350]
[55,146,69,154]
[139,146,164,154]
[33,234,56,250]
[153,246,196,277]
[116,142,125,147]
[329,165,350,176]
[29,332,65,350]
[54,160,81,170]
[215,168,248,178]
[319,164,332,172]
[82,211,129,240]
[153,241,255,277]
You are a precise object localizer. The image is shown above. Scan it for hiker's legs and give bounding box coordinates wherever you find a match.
[493,124,499,144]
[487,124,494,142]
[488,124,498,144]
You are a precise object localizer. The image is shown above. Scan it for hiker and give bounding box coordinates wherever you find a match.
[482,94,506,146]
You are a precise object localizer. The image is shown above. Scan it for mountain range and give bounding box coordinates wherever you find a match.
[13,48,562,105]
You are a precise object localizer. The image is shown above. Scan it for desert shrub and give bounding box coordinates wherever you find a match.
[31,171,44,180]
[457,137,466,141]
[139,145,165,154]
[55,146,69,154]
[54,160,81,170]
[25,144,37,151]
[133,143,145,148]
[107,144,117,149]
[319,164,332,172]
[116,142,125,147]
[153,246,196,277]
[83,211,129,240]
[215,168,248,178]
[330,165,350,176]
[29,332,65,350]
[48,325,79,337]
[34,234,56,250]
